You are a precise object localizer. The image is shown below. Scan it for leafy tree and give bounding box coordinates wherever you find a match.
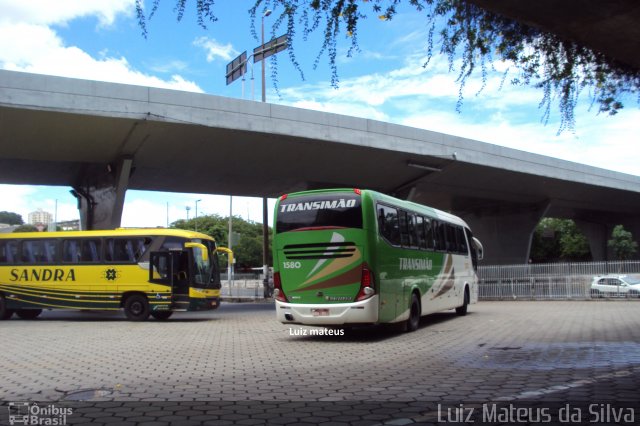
[0,211,24,225]
[530,218,591,263]
[171,214,272,269]
[607,225,638,260]
[12,224,39,233]
[136,0,639,132]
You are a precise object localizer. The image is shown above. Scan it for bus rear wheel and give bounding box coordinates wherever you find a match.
[0,294,14,320]
[124,294,151,321]
[16,309,42,320]
[406,293,421,332]
[151,311,173,320]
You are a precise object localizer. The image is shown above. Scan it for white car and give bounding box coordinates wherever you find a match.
[590,275,640,298]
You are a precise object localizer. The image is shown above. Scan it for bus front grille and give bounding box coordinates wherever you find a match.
[283,242,356,259]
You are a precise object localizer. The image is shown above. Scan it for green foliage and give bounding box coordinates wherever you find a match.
[607,224,638,260]
[171,214,272,269]
[12,224,39,233]
[0,211,24,225]
[530,218,591,263]
[136,0,639,132]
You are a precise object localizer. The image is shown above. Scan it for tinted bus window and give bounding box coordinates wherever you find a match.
[415,216,426,249]
[456,226,468,254]
[445,224,457,252]
[276,193,362,233]
[63,239,101,263]
[424,217,434,250]
[377,204,400,246]
[437,223,444,250]
[0,240,19,264]
[398,210,410,247]
[106,238,147,262]
[21,240,58,264]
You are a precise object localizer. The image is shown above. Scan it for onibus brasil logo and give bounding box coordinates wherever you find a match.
[7,402,72,425]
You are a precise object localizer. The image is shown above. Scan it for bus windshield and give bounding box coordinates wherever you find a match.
[276,193,362,233]
[192,240,221,289]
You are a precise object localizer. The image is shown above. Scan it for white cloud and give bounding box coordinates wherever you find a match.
[278,50,640,177]
[0,0,134,27]
[193,36,238,62]
[0,1,202,93]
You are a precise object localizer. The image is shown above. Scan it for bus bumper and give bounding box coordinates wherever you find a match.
[276,295,379,325]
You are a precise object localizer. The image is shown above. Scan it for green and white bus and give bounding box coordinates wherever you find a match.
[272,188,483,331]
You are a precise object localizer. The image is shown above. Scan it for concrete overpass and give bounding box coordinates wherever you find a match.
[1,69,639,264]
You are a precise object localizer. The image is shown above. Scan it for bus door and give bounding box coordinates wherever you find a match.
[149,250,190,309]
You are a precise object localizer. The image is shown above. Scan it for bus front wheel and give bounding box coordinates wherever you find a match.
[124,294,151,321]
[151,311,173,320]
[456,288,469,316]
[16,309,42,320]
[0,294,14,320]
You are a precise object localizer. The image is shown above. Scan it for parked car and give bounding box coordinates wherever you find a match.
[590,275,640,298]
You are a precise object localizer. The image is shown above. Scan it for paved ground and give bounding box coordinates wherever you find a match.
[1,301,639,425]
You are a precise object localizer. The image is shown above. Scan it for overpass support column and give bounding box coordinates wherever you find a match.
[462,202,550,265]
[72,156,133,230]
[575,221,609,261]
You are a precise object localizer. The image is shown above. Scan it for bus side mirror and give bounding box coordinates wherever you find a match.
[215,246,234,265]
[472,237,484,261]
[185,242,209,261]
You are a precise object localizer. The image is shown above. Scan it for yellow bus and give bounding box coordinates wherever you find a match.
[0,228,231,321]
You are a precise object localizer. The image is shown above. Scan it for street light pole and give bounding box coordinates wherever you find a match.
[261,9,272,103]
[261,9,272,298]
[195,199,201,231]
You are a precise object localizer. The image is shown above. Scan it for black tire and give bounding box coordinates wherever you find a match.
[0,294,14,320]
[406,293,421,332]
[456,287,469,316]
[591,289,601,298]
[16,309,42,320]
[124,294,151,321]
[151,310,173,320]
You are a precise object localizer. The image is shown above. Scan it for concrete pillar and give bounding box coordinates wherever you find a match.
[575,220,609,261]
[461,201,550,265]
[71,156,133,230]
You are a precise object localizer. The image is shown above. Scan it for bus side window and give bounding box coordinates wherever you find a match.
[21,241,37,263]
[80,239,101,262]
[398,210,410,247]
[21,240,56,264]
[415,216,426,249]
[424,218,434,250]
[63,240,80,263]
[437,223,444,251]
[107,239,132,262]
[456,227,467,254]
[445,224,456,253]
[377,205,400,246]
[0,241,6,263]
[44,240,58,263]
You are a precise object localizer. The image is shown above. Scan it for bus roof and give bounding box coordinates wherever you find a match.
[278,188,470,229]
[0,228,216,241]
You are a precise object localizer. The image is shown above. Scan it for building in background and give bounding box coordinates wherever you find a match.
[57,219,80,231]
[28,209,52,226]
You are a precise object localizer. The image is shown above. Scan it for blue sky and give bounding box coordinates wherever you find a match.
[0,1,638,227]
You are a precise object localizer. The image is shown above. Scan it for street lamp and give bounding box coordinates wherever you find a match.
[195,199,201,231]
[261,9,272,103]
